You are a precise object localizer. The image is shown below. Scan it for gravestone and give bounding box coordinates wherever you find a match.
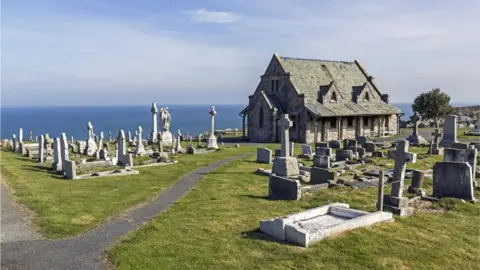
[109,131,112,141]
[174,130,183,152]
[407,170,425,194]
[18,128,23,144]
[315,142,329,149]
[406,112,426,145]
[372,151,385,158]
[84,122,98,156]
[384,140,416,216]
[301,144,312,156]
[187,145,196,154]
[52,137,62,171]
[134,126,147,155]
[271,114,299,177]
[207,106,219,149]
[12,134,17,152]
[357,148,366,159]
[64,160,77,179]
[150,102,158,143]
[356,136,367,147]
[440,115,458,147]
[433,162,475,201]
[329,140,341,149]
[117,130,134,166]
[427,128,444,155]
[274,148,281,157]
[60,133,69,170]
[38,135,45,163]
[99,149,108,160]
[257,148,272,164]
[444,147,477,177]
[127,131,132,142]
[268,174,301,200]
[313,147,331,169]
[29,131,33,141]
[335,150,353,161]
[310,167,336,184]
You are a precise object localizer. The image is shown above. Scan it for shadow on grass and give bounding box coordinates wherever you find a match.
[240,228,299,247]
[22,165,66,179]
[238,194,271,200]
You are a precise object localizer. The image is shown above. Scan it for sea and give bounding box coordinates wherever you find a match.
[0,103,471,140]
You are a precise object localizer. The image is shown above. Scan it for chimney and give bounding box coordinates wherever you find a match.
[381,94,390,103]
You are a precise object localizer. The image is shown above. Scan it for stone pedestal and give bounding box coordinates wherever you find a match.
[84,138,98,156]
[382,195,414,217]
[406,134,427,145]
[160,131,173,146]
[207,135,218,149]
[272,156,299,177]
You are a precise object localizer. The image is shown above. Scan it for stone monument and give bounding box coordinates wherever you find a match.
[135,126,147,156]
[206,106,219,149]
[159,107,173,145]
[271,114,299,177]
[440,115,458,147]
[384,140,417,216]
[465,111,480,136]
[406,112,426,145]
[427,128,443,155]
[150,102,158,143]
[84,121,98,156]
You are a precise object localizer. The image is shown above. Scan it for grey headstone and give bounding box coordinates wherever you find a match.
[187,145,196,154]
[256,148,272,164]
[64,160,77,179]
[356,136,367,147]
[310,167,336,184]
[357,148,366,158]
[440,115,458,147]
[301,144,312,156]
[274,148,281,157]
[433,162,475,201]
[364,142,376,152]
[407,170,425,194]
[451,142,468,150]
[336,150,353,161]
[329,140,341,149]
[444,147,477,177]
[268,174,301,201]
[315,142,329,149]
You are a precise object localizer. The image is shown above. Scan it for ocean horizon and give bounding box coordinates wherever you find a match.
[0,102,474,140]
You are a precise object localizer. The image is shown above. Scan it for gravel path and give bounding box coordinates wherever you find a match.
[1,153,252,270]
[1,182,41,243]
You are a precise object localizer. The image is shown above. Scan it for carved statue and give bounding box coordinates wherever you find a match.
[160,107,171,131]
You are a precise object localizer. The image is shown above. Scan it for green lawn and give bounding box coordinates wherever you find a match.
[109,153,480,270]
[0,144,274,239]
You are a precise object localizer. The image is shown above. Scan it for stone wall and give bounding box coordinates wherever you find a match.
[247,95,275,142]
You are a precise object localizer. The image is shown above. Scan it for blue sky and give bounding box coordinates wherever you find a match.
[2,0,480,106]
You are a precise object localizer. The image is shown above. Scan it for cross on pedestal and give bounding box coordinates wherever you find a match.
[387,140,417,198]
[280,114,293,157]
[411,112,421,136]
[431,128,442,147]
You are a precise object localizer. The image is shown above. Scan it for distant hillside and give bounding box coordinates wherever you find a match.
[453,105,480,116]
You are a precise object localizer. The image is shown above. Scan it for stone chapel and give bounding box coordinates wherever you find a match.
[239,54,402,143]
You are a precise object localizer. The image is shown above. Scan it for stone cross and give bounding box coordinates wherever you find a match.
[127,131,132,142]
[29,131,33,141]
[177,129,181,141]
[100,131,104,140]
[87,122,93,139]
[280,114,293,157]
[387,140,417,197]
[411,112,421,136]
[431,128,442,147]
[151,102,158,142]
[209,106,216,135]
[109,131,112,141]
[60,133,69,166]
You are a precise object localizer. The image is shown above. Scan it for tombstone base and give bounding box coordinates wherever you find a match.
[406,134,427,145]
[52,162,63,171]
[207,136,218,149]
[428,148,444,155]
[272,156,299,177]
[440,139,457,148]
[382,205,414,217]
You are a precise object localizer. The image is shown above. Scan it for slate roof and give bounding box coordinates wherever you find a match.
[276,55,401,117]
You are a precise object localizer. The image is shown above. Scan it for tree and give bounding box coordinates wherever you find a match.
[411,88,454,128]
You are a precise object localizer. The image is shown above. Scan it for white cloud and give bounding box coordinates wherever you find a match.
[190,8,239,24]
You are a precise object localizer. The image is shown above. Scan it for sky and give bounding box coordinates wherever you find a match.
[2,0,480,106]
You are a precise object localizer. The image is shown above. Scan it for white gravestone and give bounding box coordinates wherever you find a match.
[84,121,98,156]
[440,115,458,147]
[135,126,147,155]
[207,106,218,149]
[159,107,173,145]
[38,135,45,163]
[60,133,69,170]
[271,114,299,177]
[52,137,62,171]
[150,102,158,143]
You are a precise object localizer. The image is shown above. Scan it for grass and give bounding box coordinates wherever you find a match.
[108,152,480,270]
[0,144,275,239]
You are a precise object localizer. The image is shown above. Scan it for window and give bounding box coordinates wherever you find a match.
[259,107,264,128]
[365,92,370,101]
[275,80,279,91]
[330,118,337,128]
[331,92,337,102]
[347,117,354,128]
[364,117,370,127]
[385,116,390,128]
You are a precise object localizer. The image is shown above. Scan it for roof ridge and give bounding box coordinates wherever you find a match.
[278,55,354,64]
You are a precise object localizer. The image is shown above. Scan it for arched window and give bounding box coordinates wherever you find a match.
[259,107,264,128]
[331,92,337,102]
[365,92,370,101]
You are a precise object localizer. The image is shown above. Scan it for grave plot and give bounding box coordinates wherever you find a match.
[260,203,394,247]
